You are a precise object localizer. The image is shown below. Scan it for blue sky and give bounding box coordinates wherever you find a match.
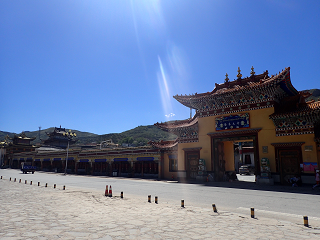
[1,0,319,135]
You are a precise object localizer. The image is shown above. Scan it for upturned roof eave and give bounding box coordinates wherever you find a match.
[173,68,295,109]
[154,115,198,131]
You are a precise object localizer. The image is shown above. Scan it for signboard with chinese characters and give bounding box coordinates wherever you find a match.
[215,113,250,131]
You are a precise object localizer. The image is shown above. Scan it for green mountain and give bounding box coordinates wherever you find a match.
[305,89,320,102]
[0,125,176,146]
[99,125,177,146]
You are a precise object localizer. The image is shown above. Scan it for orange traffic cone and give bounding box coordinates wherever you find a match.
[105,185,108,196]
[109,185,112,197]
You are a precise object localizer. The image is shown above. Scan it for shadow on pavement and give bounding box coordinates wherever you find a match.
[178,179,320,195]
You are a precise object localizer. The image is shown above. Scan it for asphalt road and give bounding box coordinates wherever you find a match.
[1,169,320,223]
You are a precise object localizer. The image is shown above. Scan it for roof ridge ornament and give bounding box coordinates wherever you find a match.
[250,66,255,76]
[225,73,229,83]
[237,67,242,79]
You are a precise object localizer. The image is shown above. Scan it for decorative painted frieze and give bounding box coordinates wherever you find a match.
[215,113,250,131]
[173,123,199,143]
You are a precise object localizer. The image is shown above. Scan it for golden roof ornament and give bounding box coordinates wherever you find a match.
[250,66,255,76]
[237,67,242,79]
[225,73,229,83]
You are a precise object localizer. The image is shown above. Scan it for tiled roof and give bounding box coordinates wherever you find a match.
[270,100,320,119]
[9,132,36,141]
[155,116,198,130]
[148,140,178,149]
[173,68,296,109]
[174,71,269,99]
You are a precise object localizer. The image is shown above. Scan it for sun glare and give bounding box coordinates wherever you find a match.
[157,56,174,119]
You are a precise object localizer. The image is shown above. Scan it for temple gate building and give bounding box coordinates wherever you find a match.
[43,126,77,148]
[3,132,36,168]
[154,67,320,184]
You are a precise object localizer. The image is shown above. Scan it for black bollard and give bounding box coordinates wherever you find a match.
[212,204,217,213]
[304,216,309,227]
[251,208,254,218]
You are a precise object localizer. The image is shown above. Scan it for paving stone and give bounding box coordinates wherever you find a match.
[1,180,320,239]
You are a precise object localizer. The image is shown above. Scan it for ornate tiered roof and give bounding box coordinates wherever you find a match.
[155,67,320,140]
[43,126,76,148]
[269,98,320,137]
[173,67,297,118]
[148,140,178,150]
[0,135,10,147]
[173,70,269,106]
[46,126,69,137]
[270,100,320,119]
[155,116,198,143]
[10,132,36,145]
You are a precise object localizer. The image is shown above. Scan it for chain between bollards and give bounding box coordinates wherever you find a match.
[304,216,309,227]
[212,204,217,212]
[251,208,255,218]
[181,200,185,208]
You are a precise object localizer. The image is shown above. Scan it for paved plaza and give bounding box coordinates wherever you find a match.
[1,178,320,239]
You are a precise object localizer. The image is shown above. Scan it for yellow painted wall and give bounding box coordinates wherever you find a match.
[224,141,234,171]
[196,107,275,171]
[162,106,318,178]
[177,142,196,172]
[265,134,318,172]
[163,153,178,180]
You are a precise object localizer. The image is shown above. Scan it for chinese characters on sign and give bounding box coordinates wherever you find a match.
[215,113,250,131]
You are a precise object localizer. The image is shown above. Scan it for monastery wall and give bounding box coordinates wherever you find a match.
[175,107,318,177]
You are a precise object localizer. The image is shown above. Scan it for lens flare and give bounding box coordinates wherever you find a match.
[157,56,174,118]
